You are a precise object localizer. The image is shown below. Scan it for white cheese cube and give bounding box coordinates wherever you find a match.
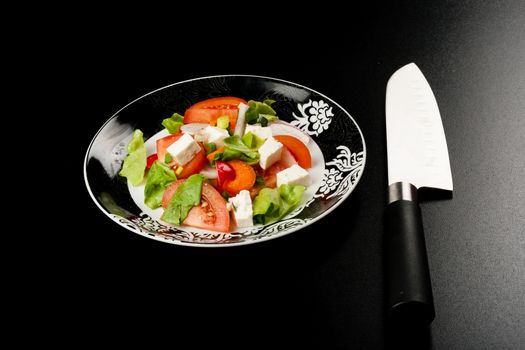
[193,131,207,143]
[276,164,311,187]
[245,124,273,139]
[166,133,201,165]
[258,137,283,170]
[203,126,230,148]
[228,190,253,228]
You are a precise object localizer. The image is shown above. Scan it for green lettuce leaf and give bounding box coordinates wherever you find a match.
[253,188,282,224]
[144,161,177,209]
[245,100,278,125]
[119,129,147,186]
[219,133,261,165]
[241,131,265,149]
[161,174,204,225]
[162,112,184,134]
[279,184,305,211]
[252,184,305,224]
[257,114,278,127]
[205,142,217,155]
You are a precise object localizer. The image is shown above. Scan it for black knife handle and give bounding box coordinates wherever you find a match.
[385,199,435,325]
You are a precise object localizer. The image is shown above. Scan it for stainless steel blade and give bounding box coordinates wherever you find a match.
[386,63,453,191]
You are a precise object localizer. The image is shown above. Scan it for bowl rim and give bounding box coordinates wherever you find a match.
[84,74,367,247]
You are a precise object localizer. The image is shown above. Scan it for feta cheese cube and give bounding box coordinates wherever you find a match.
[203,126,230,148]
[245,124,273,139]
[258,137,283,170]
[166,133,201,165]
[228,190,253,228]
[276,164,311,187]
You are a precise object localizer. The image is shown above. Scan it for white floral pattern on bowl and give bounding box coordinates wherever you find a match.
[291,99,335,136]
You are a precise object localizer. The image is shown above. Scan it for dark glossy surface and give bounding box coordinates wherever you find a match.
[73,1,523,349]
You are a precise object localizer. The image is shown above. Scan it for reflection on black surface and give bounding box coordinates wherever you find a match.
[418,188,453,202]
[77,185,367,348]
[385,321,433,350]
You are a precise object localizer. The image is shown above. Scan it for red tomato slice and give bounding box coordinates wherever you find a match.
[156,133,206,179]
[162,179,184,208]
[156,134,181,163]
[177,148,206,179]
[184,109,239,130]
[187,96,247,110]
[273,135,312,168]
[184,96,247,130]
[162,180,230,233]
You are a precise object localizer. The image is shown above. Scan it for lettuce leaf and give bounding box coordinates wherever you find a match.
[253,188,282,224]
[144,161,177,209]
[257,114,278,127]
[279,184,305,210]
[162,113,184,134]
[161,174,204,225]
[119,129,147,186]
[245,100,278,125]
[218,133,262,165]
[241,131,265,149]
[252,184,305,224]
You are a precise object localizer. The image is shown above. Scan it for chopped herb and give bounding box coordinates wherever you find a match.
[255,175,265,186]
[205,142,217,155]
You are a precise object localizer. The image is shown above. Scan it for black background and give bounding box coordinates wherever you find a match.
[69,1,524,349]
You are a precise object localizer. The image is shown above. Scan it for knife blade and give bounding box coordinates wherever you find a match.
[385,63,453,325]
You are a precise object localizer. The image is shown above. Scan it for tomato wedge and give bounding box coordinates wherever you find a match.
[177,149,206,179]
[184,96,247,131]
[162,180,230,232]
[187,96,247,110]
[273,135,312,168]
[156,133,206,179]
[156,134,181,163]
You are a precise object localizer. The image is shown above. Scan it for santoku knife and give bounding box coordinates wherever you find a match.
[385,63,453,324]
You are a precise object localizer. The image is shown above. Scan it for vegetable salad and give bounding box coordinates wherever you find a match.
[120,97,314,233]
